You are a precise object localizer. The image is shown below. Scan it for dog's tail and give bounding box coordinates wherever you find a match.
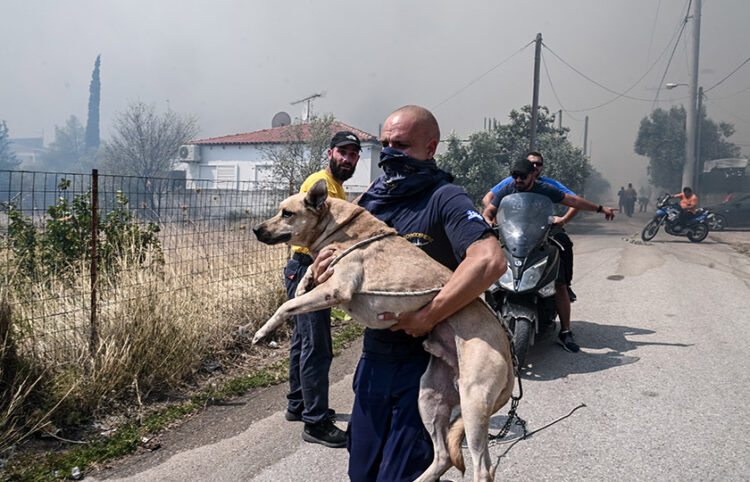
[447,415,466,474]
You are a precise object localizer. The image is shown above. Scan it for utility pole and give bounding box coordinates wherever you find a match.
[529,33,542,151]
[583,116,589,156]
[558,109,563,130]
[695,86,704,192]
[683,0,701,190]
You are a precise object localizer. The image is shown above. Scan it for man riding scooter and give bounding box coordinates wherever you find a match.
[483,157,617,353]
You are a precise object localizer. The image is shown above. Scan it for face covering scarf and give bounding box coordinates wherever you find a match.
[357,147,454,225]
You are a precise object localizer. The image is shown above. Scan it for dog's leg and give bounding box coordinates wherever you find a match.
[414,324,460,482]
[250,265,363,344]
[457,337,509,482]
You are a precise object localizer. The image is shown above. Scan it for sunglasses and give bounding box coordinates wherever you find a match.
[512,172,530,180]
[530,162,543,167]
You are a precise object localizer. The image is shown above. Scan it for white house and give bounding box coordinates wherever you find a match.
[174,121,381,190]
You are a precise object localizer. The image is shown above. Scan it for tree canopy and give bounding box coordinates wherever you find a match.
[264,114,335,190]
[634,105,740,192]
[85,55,101,149]
[438,105,592,205]
[41,115,88,171]
[102,101,199,177]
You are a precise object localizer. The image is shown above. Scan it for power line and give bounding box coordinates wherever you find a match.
[432,40,534,109]
[539,4,689,114]
[651,0,692,110]
[540,50,581,122]
[704,57,750,93]
[644,0,662,70]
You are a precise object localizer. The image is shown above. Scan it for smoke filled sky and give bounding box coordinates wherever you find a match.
[2,0,749,190]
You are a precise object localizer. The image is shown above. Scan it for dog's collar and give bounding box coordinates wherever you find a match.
[328,232,396,269]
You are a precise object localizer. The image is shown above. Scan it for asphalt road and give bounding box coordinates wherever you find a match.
[93,212,750,481]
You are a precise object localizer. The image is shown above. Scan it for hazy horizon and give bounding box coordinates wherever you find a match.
[2,0,748,192]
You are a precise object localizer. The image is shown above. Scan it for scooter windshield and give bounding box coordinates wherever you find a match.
[497,193,554,257]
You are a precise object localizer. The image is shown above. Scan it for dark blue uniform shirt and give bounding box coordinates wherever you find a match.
[358,180,491,355]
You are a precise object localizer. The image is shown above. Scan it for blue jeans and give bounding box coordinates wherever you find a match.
[284,256,333,424]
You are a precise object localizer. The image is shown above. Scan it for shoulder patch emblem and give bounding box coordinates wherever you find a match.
[466,210,483,222]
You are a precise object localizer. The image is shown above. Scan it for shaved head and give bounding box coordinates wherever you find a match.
[390,105,440,141]
[381,105,441,160]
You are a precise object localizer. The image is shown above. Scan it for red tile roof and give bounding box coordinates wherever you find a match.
[190,121,378,145]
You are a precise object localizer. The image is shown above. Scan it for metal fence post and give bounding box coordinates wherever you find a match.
[89,169,99,371]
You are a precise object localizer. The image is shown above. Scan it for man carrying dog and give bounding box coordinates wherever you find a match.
[314,105,505,480]
[481,151,582,352]
[283,130,361,448]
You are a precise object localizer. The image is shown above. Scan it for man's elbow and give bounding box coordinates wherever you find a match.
[482,245,507,280]
[488,255,507,279]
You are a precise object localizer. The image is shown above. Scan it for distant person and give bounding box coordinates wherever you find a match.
[282,131,361,448]
[625,183,637,217]
[617,186,626,214]
[638,186,650,212]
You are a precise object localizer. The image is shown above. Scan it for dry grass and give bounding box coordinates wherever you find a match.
[0,224,291,453]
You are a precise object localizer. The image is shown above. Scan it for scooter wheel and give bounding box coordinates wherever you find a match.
[510,317,533,372]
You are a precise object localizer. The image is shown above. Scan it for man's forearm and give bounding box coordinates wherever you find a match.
[561,207,579,224]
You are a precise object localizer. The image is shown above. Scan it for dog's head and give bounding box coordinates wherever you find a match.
[253,179,330,247]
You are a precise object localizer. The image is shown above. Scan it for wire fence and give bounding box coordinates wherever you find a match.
[0,169,366,365]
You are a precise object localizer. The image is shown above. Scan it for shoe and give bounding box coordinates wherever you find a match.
[557,330,580,353]
[302,419,347,448]
[285,408,335,422]
[567,287,577,303]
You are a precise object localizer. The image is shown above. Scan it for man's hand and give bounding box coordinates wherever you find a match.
[552,215,565,226]
[483,205,498,226]
[380,309,434,338]
[310,248,336,285]
[602,207,617,221]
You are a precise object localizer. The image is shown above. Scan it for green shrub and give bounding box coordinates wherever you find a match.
[2,179,162,283]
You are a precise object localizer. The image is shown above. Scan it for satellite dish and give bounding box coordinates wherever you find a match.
[272,111,291,128]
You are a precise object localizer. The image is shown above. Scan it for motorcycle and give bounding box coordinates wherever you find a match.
[485,193,559,369]
[640,194,710,243]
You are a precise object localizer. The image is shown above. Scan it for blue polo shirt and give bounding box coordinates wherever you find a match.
[491,179,567,207]
[490,176,576,196]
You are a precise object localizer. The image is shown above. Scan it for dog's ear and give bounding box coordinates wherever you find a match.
[304,179,328,211]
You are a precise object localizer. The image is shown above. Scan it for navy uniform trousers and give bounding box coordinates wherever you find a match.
[347,341,433,482]
[284,253,333,424]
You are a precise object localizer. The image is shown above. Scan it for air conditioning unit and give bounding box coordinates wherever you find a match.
[178,144,201,162]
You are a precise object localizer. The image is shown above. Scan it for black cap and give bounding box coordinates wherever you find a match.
[330,131,361,150]
[511,158,536,176]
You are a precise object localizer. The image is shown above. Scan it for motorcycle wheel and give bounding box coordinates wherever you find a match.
[641,219,660,241]
[687,223,708,243]
[709,215,727,231]
[510,317,533,372]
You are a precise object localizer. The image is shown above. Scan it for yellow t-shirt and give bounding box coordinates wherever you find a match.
[292,169,346,254]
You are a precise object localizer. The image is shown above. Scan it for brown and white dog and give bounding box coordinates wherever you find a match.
[243,179,514,482]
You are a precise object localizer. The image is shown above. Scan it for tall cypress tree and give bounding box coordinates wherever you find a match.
[85,55,101,149]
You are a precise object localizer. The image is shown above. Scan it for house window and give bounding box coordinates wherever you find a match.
[216,165,237,189]
[255,164,274,183]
